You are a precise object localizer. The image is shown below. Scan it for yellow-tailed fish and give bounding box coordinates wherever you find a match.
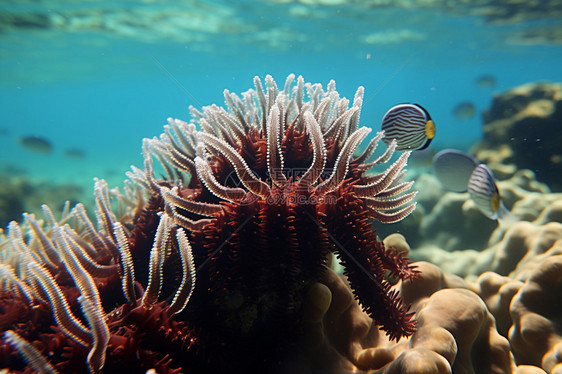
[467,164,515,224]
[381,103,435,151]
[432,149,479,192]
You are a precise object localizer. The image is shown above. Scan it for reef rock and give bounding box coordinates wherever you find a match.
[472,82,562,191]
[306,235,562,373]
[473,242,562,374]
[412,188,562,277]
[0,168,87,228]
[303,253,562,373]
[381,168,558,268]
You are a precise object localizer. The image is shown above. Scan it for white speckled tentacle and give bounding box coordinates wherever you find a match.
[53,226,109,372]
[367,203,417,224]
[168,228,196,316]
[315,127,371,194]
[161,186,222,218]
[266,102,287,188]
[195,157,246,202]
[363,191,418,211]
[360,138,397,170]
[353,151,411,197]
[353,131,384,165]
[4,330,58,374]
[0,264,35,303]
[374,180,415,199]
[141,212,172,309]
[141,139,163,194]
[26,261,92,346]
[197,132,270,198]
[223,89,250,131]
[167,118,197,158]
[300,111,327,189]
[112,222,136,304]
[79,295,109,374]
[23,213,61,268]
[331,106,358,147]
[348,86,364,135]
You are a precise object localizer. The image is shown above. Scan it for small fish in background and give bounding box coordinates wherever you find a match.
[381,103,435,151]
[64,148,86,159]
[432,149,479,192]
[467,164,514,224]
[452,101,476,120]
[17,135,53,154]
[432,148,517,224]
[0,127,9,136]
[475,74,497,88]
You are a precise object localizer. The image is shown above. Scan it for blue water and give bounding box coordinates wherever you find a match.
[1,1,561,192]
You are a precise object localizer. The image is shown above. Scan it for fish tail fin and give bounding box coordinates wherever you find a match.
[497,203,519,228]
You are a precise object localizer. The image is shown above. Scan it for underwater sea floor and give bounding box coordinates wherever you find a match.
[2,0,562,370]
[0,75,561,373]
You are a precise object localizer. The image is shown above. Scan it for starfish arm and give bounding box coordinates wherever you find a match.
[322,197,417,341]
[332,231,417,341]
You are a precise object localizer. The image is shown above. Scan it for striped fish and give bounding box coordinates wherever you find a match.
[432,149,479,192]
[381,103,435,151]
[467,164,512,222]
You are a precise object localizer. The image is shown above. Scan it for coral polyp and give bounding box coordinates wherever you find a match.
[0,75,419,373]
